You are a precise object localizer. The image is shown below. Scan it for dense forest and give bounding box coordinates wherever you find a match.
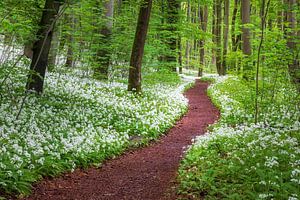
[0,0,299,199]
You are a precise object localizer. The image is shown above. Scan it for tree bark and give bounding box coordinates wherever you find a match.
[286,0,300,90]
[215,0,222,75]
[222,0,230,75]
[128,0,152,93]
[199,5,208,77]
[166,0,180,72]
[241,0,251,55]
[178,36,183,74]
[65,12,75,68]
[231,0,239,51]
[26,0,61,93]
[48,25,59,71]
[211,0,217,67]
[185,0,191,68]
[241,0,252,79]
[95,0,114,79]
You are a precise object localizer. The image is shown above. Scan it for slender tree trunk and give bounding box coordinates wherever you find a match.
[166,0,180,72]
[185,0,191,68]
[128,0,152,93]
[212,0,217,67]
[277,0,284,31]
[178,36,183,74]
[222,0,230,75]
[199,5,208,77]
[286,0,300,90]
[48,25,59,71]
[241,0,252,79]
[95,0,114,79]
[231,0,239,51]
[241,0,251,55]
[216,0,222,75]
[26,0,61,93]
[48,5,64,71]
[65,12,75,68]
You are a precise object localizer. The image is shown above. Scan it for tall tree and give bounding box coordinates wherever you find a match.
[222,0,230,75]
[215,0,222,75]
[95,0,114,79]
[166,0,180,72]
[231,0,240,51]
[241,0,252,79]
[65,12,75,68]
[241,0,251,55]
[26,0,62,93]
[178,36,183,74]
[198,4,208,77]
[212,0,217,67]
[185,0,191,68]
[48,25,60,71]
[286,0,300,90]
[128,0,152,93]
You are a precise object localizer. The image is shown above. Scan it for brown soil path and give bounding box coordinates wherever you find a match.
[24,80,219,200]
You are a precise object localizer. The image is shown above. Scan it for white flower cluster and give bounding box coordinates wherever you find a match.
[183,75,300,199]
[0,70,191,194]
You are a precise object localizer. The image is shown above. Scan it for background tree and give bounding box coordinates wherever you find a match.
[198,4,208,77]
[94,0,114,79]
[222,0,230,75]
[286,0,300,90]
[165,0,181,72]
[128,0,152,93]
[241,0,252,79]
[26,0,63,93]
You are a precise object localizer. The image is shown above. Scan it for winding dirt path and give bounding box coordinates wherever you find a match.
[24,80,219,200]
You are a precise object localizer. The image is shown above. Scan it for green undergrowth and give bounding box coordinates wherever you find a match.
[178,75,300,200]
[0,67,192,198]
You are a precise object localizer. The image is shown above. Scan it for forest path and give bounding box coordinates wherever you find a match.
[24,80,219,200]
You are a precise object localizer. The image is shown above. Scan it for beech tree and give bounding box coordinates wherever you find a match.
[166,0,180,72]
[95,0,114,79]
[128,0,152,93]
[286,0,300,90]
[241,0,251,79]
[222,0,230,75]
[215,0,222,75]
[26,0,63,93]
[198,5,208,77]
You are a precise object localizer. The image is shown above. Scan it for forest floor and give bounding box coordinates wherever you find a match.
[22,80,219,200]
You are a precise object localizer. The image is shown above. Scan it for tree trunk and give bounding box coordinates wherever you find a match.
[178,36,183,74]
[286,0,300,90]
[241,0,252,79]
[211,0,217,67]
[128,0,152,93]
[222,0,230,75]
[48,25,59,71]
[24,43,33,59]
[26,0,61,93]
[231,0,239,51]
[65,12,75,68]
[277,0,284,31]
[216,0,222,75]
[199,5,208,77]
[241,0,251,55]
[185,0,191,68]
[166,0,180,72]
[95,0,114,79]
